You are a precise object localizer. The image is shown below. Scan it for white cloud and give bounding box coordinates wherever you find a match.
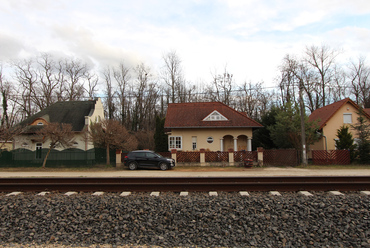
[0,0,370,88]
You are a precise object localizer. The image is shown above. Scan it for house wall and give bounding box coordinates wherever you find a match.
[86,98,104,126]
[168,128,253,152]
[85,98,105,150]
[0,142,13,151]
[13,132,88,151]
[310,102,365,151]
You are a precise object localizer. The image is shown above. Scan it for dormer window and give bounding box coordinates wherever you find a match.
[203,111,228,121]
[37,122,44,125]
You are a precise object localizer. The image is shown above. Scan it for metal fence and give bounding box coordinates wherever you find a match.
[177,151,201,162]
[234,151,257,162]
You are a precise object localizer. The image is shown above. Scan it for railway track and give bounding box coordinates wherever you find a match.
[0,176,369,192]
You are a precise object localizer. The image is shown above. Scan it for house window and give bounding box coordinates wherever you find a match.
[36,143,42,159]
[169,136,182,150]
[192,136,197,150]
[37,122,43,125]
[207,137,214,144]
[343,113,352,124]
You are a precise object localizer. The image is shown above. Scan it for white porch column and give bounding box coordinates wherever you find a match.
[234,138,238,151]
[247,138,252,152]
[220,138,224,151]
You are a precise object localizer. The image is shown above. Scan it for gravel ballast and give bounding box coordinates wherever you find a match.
[0,192,369,247]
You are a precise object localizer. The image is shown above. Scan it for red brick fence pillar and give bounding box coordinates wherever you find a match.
[116,149,122,168]
[171,149,177,163]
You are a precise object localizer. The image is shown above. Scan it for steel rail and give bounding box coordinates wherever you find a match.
[0,176,369,192]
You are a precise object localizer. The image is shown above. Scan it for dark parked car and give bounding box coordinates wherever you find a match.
[124,150,175,170]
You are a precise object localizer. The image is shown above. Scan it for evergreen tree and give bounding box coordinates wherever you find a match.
[268,102,319,150]
[154,116,168,152]
[335,125,357,162]
[351,109,370,164]
[252,106,279,149]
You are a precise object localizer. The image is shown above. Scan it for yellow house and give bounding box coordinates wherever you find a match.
[309,98,370,151]
[164,102,263,152]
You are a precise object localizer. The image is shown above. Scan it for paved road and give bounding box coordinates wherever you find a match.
[1,168,369,178]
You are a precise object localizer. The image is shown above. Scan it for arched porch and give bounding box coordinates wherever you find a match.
[221,134,252,151]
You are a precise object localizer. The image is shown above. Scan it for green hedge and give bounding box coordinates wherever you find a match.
[0,148,116,167]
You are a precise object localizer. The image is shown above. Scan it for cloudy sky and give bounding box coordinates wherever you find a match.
[1,0,370,87]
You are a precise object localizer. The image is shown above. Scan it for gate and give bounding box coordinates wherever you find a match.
[263,149,299,167]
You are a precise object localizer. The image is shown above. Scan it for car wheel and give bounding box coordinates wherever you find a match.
[159,162,168,171]
[128,162,138,170]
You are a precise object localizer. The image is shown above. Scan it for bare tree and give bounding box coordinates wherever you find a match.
[0,66,23,150]
[0,64,9,128]
[36,53,63,109]
[102,67,116,120]
[161,50,185,103]
[348,56,370,107]
[276,55,299,106]
[0,65,20,127]
[331,65,348,102]
[85,71,99,98]
[206,66,234,105]
[113,62,131,127]
[63,58,87,101]
[135,130,155,150]
[236,81,270,119]
[12,58,38,117]
[304,44,341,106]
[36,123,75,168]
[89,119,138,165]
[280,54,323,113]
[132,63,151,131]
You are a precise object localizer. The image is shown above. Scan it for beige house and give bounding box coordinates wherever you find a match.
[14,98,104,152]
[164,102,262,152]
[309,98,370,151]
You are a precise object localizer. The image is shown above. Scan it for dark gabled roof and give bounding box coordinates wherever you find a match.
[309,98,370,129]
[18,99,97,133]
[164,102,262,128]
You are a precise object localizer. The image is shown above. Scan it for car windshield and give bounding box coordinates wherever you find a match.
[154,153,163,158]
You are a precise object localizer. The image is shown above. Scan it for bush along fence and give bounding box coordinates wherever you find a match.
[0,148,116,167]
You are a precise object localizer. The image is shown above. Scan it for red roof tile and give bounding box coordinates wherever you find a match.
[164,102,262,128]
[309,98,370,129]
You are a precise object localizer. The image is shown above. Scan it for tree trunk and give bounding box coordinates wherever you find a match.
[106,143,110,165]
[42,148,52,168]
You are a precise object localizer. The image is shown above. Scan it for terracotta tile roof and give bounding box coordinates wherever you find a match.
[164,102,262,128]
[365,108,370,116]
[18,99,97,133]
[309,98,370,129]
